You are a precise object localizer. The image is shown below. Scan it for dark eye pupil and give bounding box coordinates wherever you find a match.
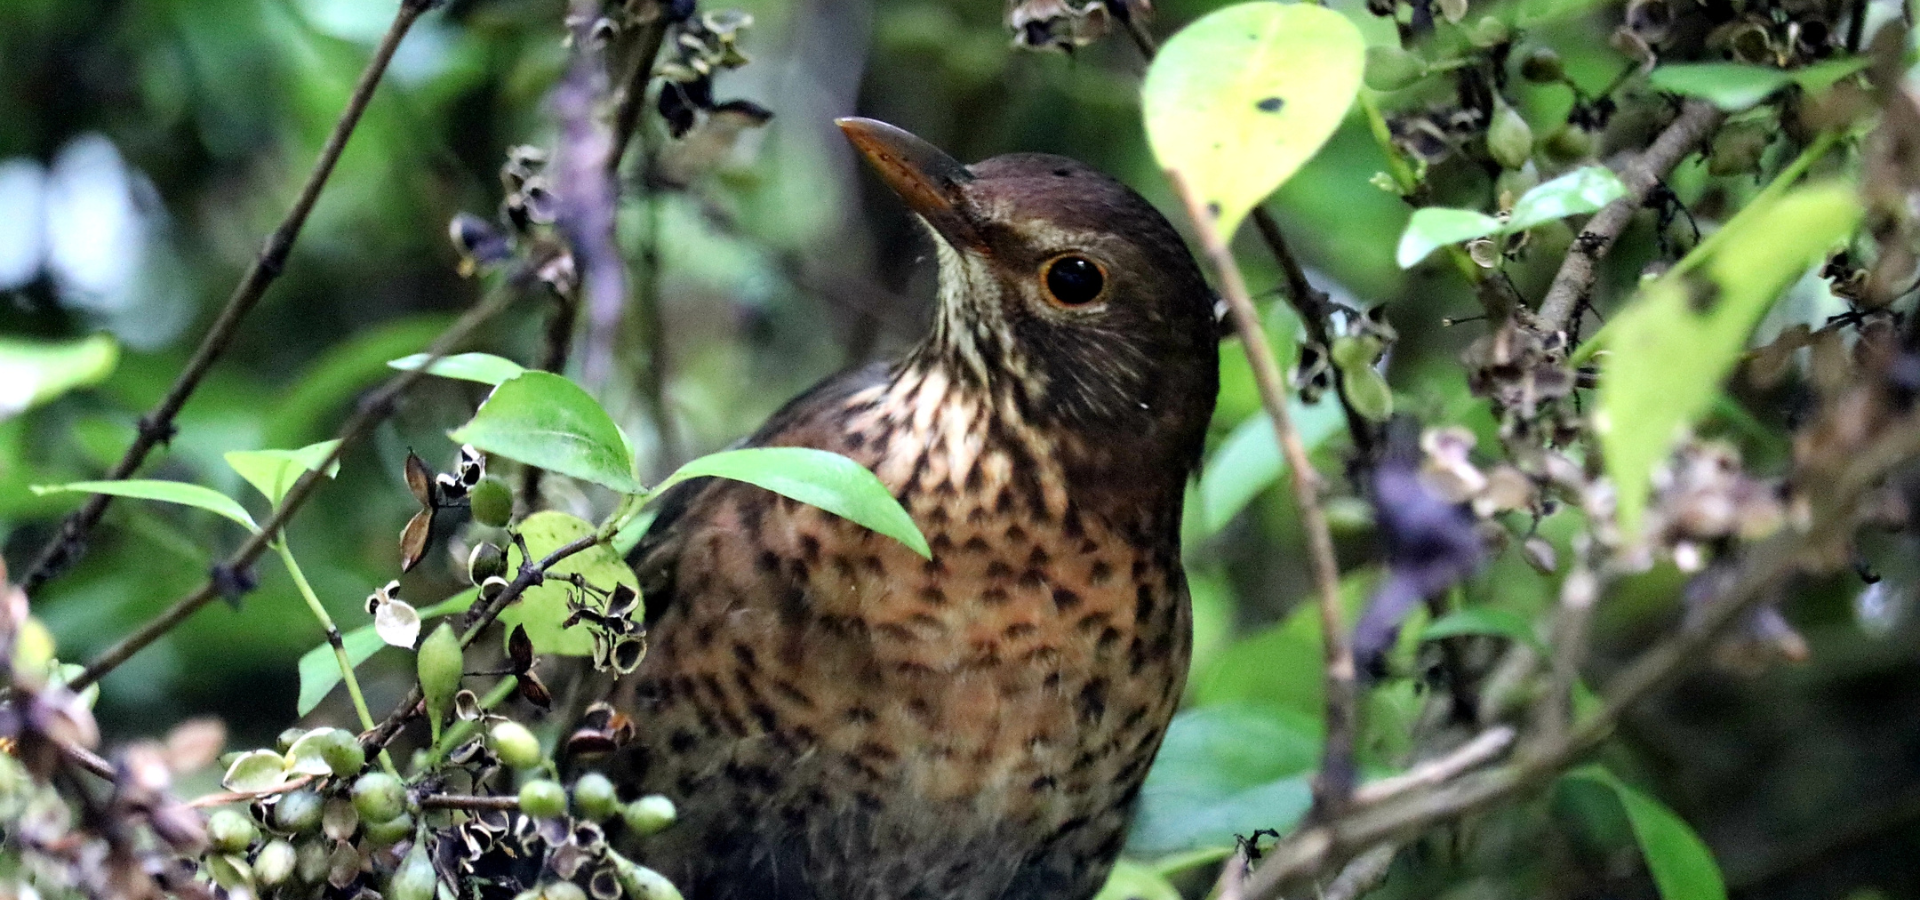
[1046,256,1104,305]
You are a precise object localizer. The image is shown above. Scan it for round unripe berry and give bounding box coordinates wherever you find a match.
[572,772,618,822]
[469,478,514,528]
[541,881,587,900]
[362,812,413,847]
[273,789,324,834]
[351,772,407,823]
[467,541,507,583]
[1519,47,1564,83]
[254,839,297,887]
[207,808,258,854]
[622,794,677,836]
[491,720,543,771]
[518,779,568,819]
[312,729,366,776]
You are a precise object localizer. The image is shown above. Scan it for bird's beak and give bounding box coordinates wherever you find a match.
[836,117,989,253]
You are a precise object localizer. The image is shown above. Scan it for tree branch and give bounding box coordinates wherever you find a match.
[20,0,434,593]
[1240,408,1920,898]
[1168,171,1361,814]
[1534,100,1725,333]
[67,281,523,692]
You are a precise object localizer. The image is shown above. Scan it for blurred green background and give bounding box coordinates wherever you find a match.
[3,0,1919,897]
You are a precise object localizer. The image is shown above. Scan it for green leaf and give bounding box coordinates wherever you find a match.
[450,371,640,494]
[387,352,529,386]
[1420,606,1545,652]
[0,334,119,421]
[657,447,931,559]
[1648,59,1864,111]
[1597,181,1861,532]
[1562,767,1727,900]
[1093,859,1183,900]
[1194,402,1343,538]
[295,588,477,716]
[499,512,641,656]
[224,440,343,508]
[1507,166,1628,231]
[32,479,258,532]
[1396,207,1503,267]
[1128,703,1320,855]
[1142,2,1366,236]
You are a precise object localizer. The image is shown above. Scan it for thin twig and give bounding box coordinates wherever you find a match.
[1351,725,1516,805]
[68,282,524,692]
[1167,170,1360,815]
[419,792,520,812]
[1239,408,1920,898]
[1320,843,1400,900]
[20,0,433,594]
[1534,100,1725,333]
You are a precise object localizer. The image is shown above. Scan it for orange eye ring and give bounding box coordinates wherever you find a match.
[1040,254,1108,308]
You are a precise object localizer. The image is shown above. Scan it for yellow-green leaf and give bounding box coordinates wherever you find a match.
[0,334,119,421]
[499,511,641,657]
[1596,181,1860,533]
[1142,2,1366,237]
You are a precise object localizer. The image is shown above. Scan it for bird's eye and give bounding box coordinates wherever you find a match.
[1042,254,1107,307]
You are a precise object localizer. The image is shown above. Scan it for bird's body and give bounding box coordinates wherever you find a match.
[605,122,1219,900]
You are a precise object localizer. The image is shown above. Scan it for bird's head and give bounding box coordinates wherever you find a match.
[838,117,1219,470]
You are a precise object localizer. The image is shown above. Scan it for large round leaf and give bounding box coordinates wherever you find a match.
[1142,2,1366,237]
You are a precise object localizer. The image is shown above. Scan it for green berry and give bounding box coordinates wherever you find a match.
[469,477,514,528]
[1467,15,1510,47]
[418,623,464,726]
[467,541,507,583]
[622,795,677,836]
[254,839,297,887]
[491,720,543,771]
[207,808,258,854]
[542,881,587,900]
[1542,126,1595,164]
[1487,101,1534,170]
[273,789,324,834]
[572,772,618,822]
[362,812,413,847]
[519,779,568,819]
[313,729,366,776]
[351,772,407,823]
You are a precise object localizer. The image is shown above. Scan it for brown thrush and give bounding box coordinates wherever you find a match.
[604,118,1219,900]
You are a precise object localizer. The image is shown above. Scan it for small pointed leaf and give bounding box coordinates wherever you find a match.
[387,352,528,386]
[1396,208,1503,267]
[1562,767,1727,900]
[1507,166,1628,231]
[33,480,258,533]
[656,447,930,558]
[450,372,640,494]
[224,440,343,508]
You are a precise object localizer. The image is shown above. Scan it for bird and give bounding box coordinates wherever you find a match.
[599,118,1220,900]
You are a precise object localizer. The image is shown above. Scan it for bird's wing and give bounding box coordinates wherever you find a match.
[629,361,895,625]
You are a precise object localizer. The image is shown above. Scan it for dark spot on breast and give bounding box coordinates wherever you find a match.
[732,643,759,671]
[895,660,936,677]
[1257,96,1284,112]
[756,551,780,574]
[846,705,878,724]
[1078,679,1108,723]
[1019,568,1047,591]
[1135,585,1156,624]
[854,741,898,762]
[746,701,779,731]
[799,535,822,563]
[1097,627,1122,652]
[877,622,917,642]
[986,560,1014,581]
[861,554,885,575]
[918,585,946,606]
[925,506,950,527]
[929,533,955,555]
[694,621,719,648]
[905,697,936,723]
[995,488,1015,514]
[1075,611,1110,634]
[1090,560,1113,584]
[967,506,989,526]
[1026,545,1050,567]
[1004,621,1039,639]
[982,587,1011,605]
[831,556,857,580]
[771,679,814,708]
[1006,523,1028,545]
[1030,774,1058,791]
[962,536,991,554]
[1058,814,1091,834]
[668,729,699,752]
[1052,588,1084,612]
